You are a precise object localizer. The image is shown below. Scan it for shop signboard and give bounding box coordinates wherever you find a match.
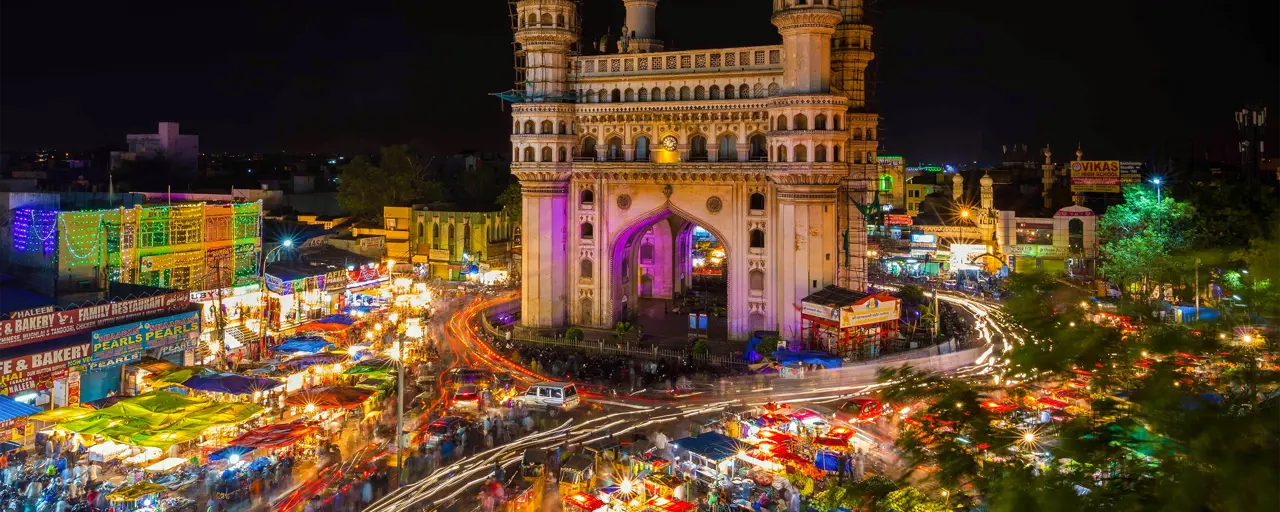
[801,302,840,323]
[89,311,201,370]
[9,305,55,319]
[0,342,92,396]
[1005,245,1069,258]
[910,233,936,245]
[840,295,900,328]
[0,291,190,350]
[1070,161,1121,193]
[1120,161,1143,184]
[66,372,80,407]
[885,215,913,226]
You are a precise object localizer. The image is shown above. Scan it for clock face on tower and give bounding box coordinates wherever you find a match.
[661,135,678,152]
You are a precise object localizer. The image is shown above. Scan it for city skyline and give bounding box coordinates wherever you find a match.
[1,0,1275,165]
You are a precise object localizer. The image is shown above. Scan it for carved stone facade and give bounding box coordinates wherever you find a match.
[510,0,877,342]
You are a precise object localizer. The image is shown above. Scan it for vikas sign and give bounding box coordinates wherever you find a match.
[1070,161,1121,193]
[0,292,190,350]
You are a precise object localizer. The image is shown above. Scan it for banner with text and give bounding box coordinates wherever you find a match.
[0,292,190,350]
[1070,161,1121,193]
[88,311,201,371]
[0,342,92,396]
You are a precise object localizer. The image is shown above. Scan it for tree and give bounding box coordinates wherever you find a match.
[691,338,709,357]
[336,145,447,220]
[756,335,781,356]
[497,182,522,222]
[1097,184,1201,299]
[564,327,584,341]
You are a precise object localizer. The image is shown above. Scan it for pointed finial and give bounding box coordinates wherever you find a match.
[1075,143,1083,161]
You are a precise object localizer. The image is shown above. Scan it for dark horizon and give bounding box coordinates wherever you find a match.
[2,0,1275,166]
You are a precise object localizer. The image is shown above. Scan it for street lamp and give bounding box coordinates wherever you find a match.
[258,238,295,356]
[1151,177,1162,203]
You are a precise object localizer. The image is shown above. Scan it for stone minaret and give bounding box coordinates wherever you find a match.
[828,0,879,293]
[769,0,846,337]
[619,0,663,53]
[511,0,578,328]
[952,173,964,202]
[1041,145,1054,208]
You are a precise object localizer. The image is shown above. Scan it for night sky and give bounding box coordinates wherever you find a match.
[2,0,1275,165]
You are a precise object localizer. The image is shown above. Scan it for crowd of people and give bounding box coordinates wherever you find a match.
[500,340,741,394]
[0,435,106,512]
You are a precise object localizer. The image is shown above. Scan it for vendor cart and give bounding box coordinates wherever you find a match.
[562,490,606,512]
[643,473,688,501]
[500,474,541,512]
[558,454,596,496]
[630,452,672,477]
[584,438,623,486]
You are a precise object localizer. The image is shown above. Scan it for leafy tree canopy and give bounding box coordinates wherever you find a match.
[336,145,447,220]
[497,182,522,222]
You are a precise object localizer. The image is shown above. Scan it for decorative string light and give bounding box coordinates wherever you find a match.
[60,211,107,266]
[12,208,58,254]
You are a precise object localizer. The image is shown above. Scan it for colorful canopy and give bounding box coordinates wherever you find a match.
[42,391,261,449]
[273,337,334,354]
[106,482,167,501]
[183,373,283,395]
[284,386,374,409]
[208,446,255,462]
[149,367,214,386]
[0,395,41,422]
[279,353,346,370]
[563,491,605,511]
[224,421,318,449]
[646,497,696,512]
[344,358,395,376]
[672,431,740,462]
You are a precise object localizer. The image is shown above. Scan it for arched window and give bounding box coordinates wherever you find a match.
[794,144,808,162]
[879,174,893,192]
[833,115,842,130]
[524,120,535,134]
[432,223,441,249]
[611,89,621,102]
[865,151,874,163]
[580,189,594,205]
[558,147,568,162]
[580,222,593,239]
[640,243,654,263]
[664,86,676,100]
[739,84,750,98]
[709,85,721,99]
[585,89,597,103]
[833,145,841,162]
[635,136,650,161]
[867,128,876,140]
[767,83,780,96]
[638,88,649,101]
[651,87,662,101]
[607,137,624,161]
[854,152,862,164]
[749,269,765,291]
[556,14,565,27]
[523,147,535,162]
[582,136,597,159]
[624,88,634,101]
[776,115,787,130]
[541,146,553,162]
[749,134,768,160]
[526,13,537,26]
[558,121,567,134]
[777,145,788,162]
[718,134,738,161]
[679,86,691,100]
[853,127,864,140]
[580,259,593,279]
[418,223,424,238]
[540,13,551,25]
[541,120,553,134]
[815,114,827,130]
[750,192,766,210]
[447,224,455,250]
[815,144,827,162]
[580,298,592,323]
[513,121,520,134]
[689,135,708,161]
[794,114,808,130]
[724,85,736,99]
[694,86,706,100]
[463,222,472,253]
[750,229,765,249]
[753,83,764,98]
[513,146,519,161]
[1069,219,1085,251]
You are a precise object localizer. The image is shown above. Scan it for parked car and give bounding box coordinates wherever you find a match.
[516,382,581,411]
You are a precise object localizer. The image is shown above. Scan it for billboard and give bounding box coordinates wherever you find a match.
[840,295,900,327]
[1070,161,1121,193]
[0,292,190,350]
[910,233,937,244]
[88,311,201,371]
[0,342,91,396]
[1120,161,1143,184]
[885,215,913,226]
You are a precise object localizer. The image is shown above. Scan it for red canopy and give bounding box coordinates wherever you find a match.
[646,497,696,512]
[284,386,374,409]
[1037,397,1068,409]
[755,429,795,444]
[226,421,318,449]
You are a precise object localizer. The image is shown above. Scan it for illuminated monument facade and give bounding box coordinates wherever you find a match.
[510,0,877,341]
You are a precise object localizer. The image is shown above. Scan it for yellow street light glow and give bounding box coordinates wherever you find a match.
[1243,334,1253,343]
[960,210,970,218]
[1023,432,1036,443]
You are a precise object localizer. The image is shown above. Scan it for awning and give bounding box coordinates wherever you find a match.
[0,395,41,423]
[208,446,255,462]
[672,431,740,462]
[182,373,283,395]
[645,497,696,512]
[344,358,396,376]
[563,492,604,511]
[131,357,181,376]
[224,420,318,449]
[284,386,374,409]
[773,349,843,369]
[272,337,334,354]
[42,390,260,449]
[106,482,167,502]
[144,457,189,473]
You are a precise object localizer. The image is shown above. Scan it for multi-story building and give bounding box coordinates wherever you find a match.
[507,0,878,341]
[407,207,519,281]
[875,155,906,210]
[109,122,200,179]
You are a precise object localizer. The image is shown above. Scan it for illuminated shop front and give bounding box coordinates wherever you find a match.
[800,287,901,358]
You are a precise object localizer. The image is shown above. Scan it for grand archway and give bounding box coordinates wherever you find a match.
[609,208,731,343]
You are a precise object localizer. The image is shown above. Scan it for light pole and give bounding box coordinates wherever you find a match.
[1194,257,1201,322]
[1151,178,1162,203]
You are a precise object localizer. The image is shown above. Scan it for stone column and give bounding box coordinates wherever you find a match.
[519,178,569,329]
[773,183,839,343]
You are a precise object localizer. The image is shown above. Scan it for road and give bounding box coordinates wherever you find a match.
[362,287,1024,511]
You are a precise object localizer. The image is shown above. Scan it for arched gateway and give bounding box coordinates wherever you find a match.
[508,0,878,341]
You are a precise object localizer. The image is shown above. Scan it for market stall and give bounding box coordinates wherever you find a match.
[284,385,374,410]
[671,431,740,484]
[562,491,606,512]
